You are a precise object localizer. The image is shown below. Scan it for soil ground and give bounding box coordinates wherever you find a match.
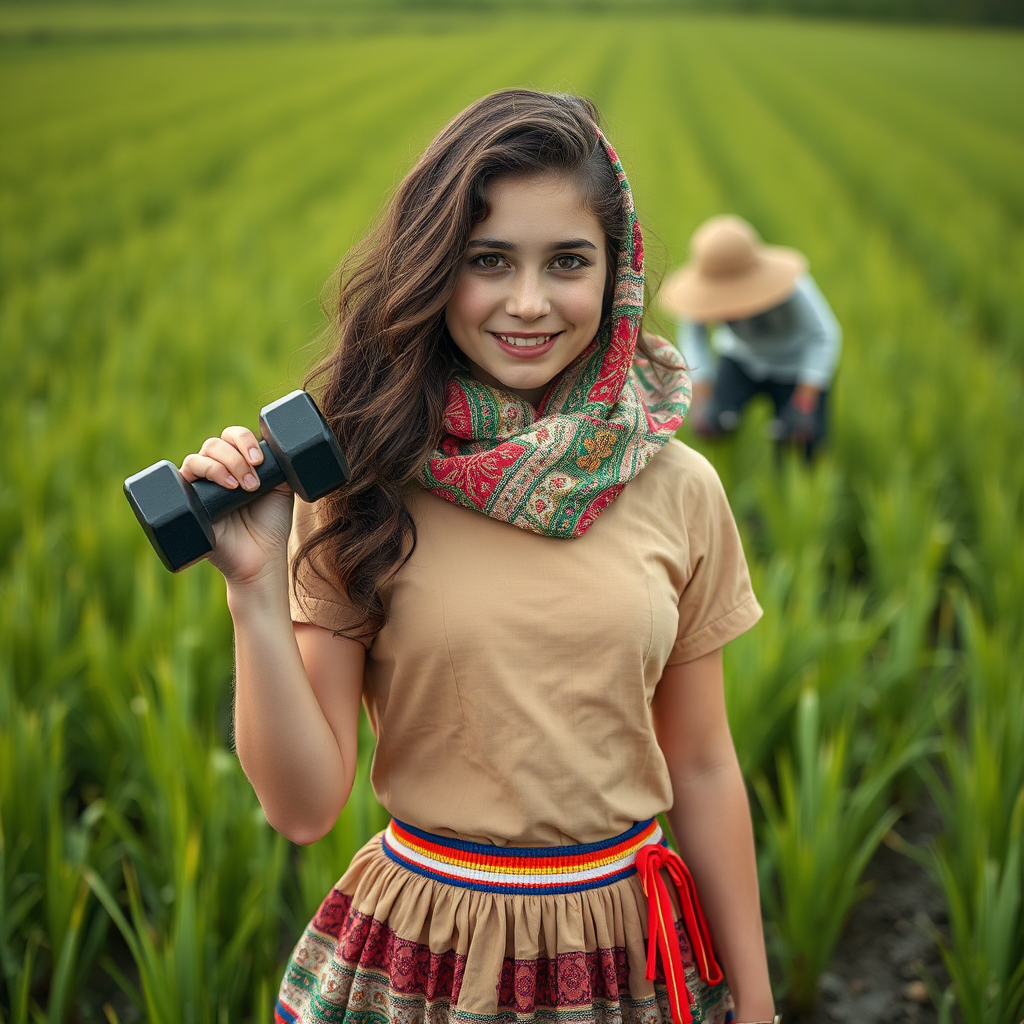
[792,799,951,1023]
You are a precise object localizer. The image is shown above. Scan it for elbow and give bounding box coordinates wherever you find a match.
[279,821,334,847]
[263,793,350,846]
[660,734,741,788]
[267,809,338,846]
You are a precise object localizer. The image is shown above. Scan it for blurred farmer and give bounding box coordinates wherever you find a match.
[661,215,841,456]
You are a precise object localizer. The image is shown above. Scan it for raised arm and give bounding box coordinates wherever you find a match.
[651,648,775,1022]
[182,424,365,845]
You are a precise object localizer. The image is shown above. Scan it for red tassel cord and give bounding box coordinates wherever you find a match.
[634,844,724,1024]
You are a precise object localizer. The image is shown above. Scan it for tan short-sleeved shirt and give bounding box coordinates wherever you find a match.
[288,438,761,847]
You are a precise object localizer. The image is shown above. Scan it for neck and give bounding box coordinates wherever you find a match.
[465,360,549,410]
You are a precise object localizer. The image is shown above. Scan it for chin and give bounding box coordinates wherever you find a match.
[497,370,552,389]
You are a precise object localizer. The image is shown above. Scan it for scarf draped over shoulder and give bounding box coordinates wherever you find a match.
[418,128,691,538]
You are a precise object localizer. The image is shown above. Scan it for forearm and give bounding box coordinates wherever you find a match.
[794,275,841,388]
[666,756,774,1021]
[795,352,835,390]
[227,566,350,843]
[794,320,838,390]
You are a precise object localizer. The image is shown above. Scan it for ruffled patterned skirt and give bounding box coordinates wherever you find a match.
[275,819,734,1024]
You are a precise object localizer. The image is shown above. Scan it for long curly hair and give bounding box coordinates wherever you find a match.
[293,88,666,640]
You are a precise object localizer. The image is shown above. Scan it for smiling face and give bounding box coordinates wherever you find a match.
[445,173,608,408]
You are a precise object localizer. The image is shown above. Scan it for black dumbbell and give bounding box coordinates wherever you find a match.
[124,390,349,572]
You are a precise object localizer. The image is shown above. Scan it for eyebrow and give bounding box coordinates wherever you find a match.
[467,237,599,252]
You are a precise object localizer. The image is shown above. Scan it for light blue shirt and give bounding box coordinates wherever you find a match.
[677,274,841,388]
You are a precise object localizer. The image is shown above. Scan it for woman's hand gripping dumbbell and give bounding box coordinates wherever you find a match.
[124,391,349,580]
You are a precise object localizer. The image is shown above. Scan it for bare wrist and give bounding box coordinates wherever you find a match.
[225,561,290,616]
[732,989,778,1023]
[791,383,820,414]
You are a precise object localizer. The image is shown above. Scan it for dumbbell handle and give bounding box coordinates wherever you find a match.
[189,439,286,522]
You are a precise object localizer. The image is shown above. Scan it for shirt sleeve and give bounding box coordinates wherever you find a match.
[676,320,715,384]
[666,452,763,665]
[792,275,842,388]
[288,497,375,646]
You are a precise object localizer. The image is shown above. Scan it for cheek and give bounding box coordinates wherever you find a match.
[446,276,493,334]
[567,278,607,331]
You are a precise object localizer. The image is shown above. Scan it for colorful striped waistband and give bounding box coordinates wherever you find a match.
[382,818,664,895]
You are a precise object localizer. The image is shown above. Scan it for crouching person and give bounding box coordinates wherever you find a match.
[662,215,840,458]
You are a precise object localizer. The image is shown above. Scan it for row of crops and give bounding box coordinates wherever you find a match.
[1,8,1022,1022]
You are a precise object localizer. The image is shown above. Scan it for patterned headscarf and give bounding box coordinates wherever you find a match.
[418,128,691,538]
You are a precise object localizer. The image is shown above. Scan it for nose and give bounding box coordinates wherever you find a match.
[505,269,551,322]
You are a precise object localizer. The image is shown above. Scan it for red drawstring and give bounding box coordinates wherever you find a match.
[634,844,723,1024]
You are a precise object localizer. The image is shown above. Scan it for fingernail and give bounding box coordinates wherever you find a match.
[225,475,239,487]
[248,447,262,463]
[243,473,259,490]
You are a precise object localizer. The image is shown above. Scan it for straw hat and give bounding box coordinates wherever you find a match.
[660,215,807,321]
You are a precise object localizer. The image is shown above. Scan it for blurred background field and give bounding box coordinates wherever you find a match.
[1,4,1022,1022]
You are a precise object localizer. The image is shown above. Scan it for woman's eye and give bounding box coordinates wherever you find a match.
[552,254,587,270]
[473,254,506,270]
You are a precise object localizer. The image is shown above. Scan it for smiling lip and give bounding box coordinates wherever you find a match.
[490,331,562,358]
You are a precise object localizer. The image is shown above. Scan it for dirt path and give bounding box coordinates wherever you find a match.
[796,800,951,1023]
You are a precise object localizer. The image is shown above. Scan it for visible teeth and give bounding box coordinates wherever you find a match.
[496,334,554,347]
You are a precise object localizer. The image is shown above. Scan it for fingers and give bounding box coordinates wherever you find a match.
[180,428,263,490]
[221,426,263,470]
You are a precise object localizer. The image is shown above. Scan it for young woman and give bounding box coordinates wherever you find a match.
[180,90,777,1024]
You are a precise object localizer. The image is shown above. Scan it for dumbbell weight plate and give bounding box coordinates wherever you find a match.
[125,390,349,572]
[124,459,218,572]
[259,390,349,503]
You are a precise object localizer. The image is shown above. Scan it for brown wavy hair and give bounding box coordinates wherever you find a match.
[293,88,670,640]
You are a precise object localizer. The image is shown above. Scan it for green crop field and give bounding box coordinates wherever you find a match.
[1,6,1022,1022]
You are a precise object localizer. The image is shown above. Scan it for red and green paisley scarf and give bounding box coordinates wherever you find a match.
[418,128,691,538]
